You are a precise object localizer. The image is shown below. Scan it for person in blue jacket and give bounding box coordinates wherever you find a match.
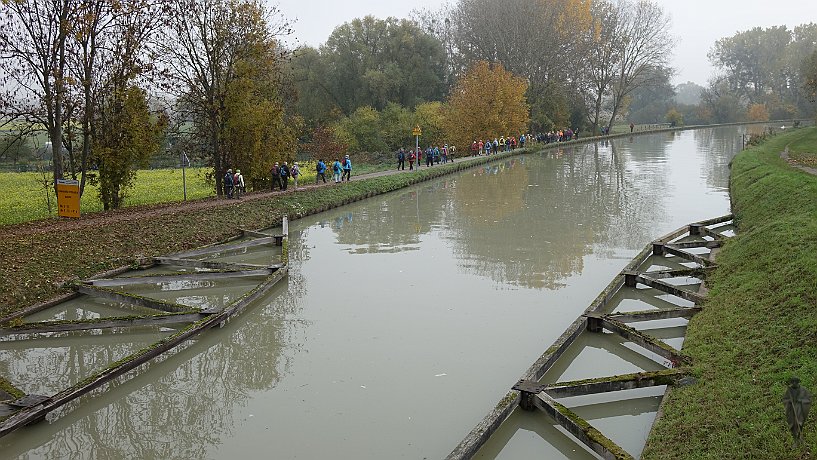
[224,168,234,198]
[316,159,327,183]
[332,158,342,183]
[280,161,290,190]
[342,155,352,181]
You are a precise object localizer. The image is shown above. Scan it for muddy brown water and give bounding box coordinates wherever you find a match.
[0,125,783,458]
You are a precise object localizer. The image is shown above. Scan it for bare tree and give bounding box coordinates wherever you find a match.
[580,0,623,133]
[156,0,292,195]
[605,0,674,131]
[0,0,76,190]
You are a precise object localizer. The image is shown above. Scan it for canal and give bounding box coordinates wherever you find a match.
[0,125,773,458]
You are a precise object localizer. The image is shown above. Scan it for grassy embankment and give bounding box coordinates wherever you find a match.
[0,161,391,226]
[0,153,509,318]
[643,126,817,459]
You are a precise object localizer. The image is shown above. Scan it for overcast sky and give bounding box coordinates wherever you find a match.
[270,0,814,86]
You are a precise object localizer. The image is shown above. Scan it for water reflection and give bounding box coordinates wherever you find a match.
[1,280,301,460]
[4,127,747,459]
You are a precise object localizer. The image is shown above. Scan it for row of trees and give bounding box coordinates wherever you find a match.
[0,0,297,206]
[701,23,817,123]
[3,0,816,209]
[293,0,676,139]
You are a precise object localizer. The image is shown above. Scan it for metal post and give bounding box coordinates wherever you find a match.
[181,152,188,201]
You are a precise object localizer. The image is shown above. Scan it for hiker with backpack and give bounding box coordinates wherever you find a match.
[316,159,327,183]
[270,162,282,191]
[291,162,300,189]
[224,169,234,198]
[234,169,245,198]
[332,158,342,183]
[280,162,290,190]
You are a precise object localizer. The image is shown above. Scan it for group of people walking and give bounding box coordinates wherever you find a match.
[223,168,245,199]
[396,144,457,170]
[468,135,527,156]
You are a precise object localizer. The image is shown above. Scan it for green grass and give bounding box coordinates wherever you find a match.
[786,127,817,167]
[643,126,817,460]
[0,168,215,225]
[0,160,395,226]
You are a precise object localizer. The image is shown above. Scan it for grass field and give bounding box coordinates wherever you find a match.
[0,159,393,226]
[643,126,817,459]
[0,168,215,226]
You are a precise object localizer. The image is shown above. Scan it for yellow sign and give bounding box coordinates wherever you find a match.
[412,125,422,137]
[56,179,80,218]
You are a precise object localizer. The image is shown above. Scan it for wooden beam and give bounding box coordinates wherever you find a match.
[606,307,702,323]
[0,313,205,337]
[692,214,733,227]
[153,257,267,271]
[589,315,688,365]
[533,394,634,460]
[635,274,707,304]
[642,267,713,279]
[75,284,191,313]
[700,225,726,241]
[0,269,286,438]
[666,240,722,249]
[87,269,274,287]
[543,368,687,398]
[444,392,520,460]
[166,237,275,259]
[661,245,715,268]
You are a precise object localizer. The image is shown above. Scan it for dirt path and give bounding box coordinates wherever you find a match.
[0,164,438,239]
[780,147,817,175]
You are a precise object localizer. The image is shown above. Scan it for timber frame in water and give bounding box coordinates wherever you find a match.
[447,214,734,460]
[0,218,290,438]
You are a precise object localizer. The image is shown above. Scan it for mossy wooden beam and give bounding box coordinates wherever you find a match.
[534,393,634,460]
[0,377,25,401]
[666,240,723,250]
[543,368,688,398]
[588,314,689,365]
[634,274,707,304]
[0,291,81,325]
[241,229,273,238]
[605,307,701,323]
[74,284,191,314]
[444,391,520,460]
[0,269,287,438]
[691,214,734,227]
[658,244,715,268]
[0,312,204,337]
[166,237,275,259]
[640,267,712,279]
[87,269,274,287]
[153,257,266,271]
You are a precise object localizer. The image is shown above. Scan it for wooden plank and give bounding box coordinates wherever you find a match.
[241,229,273,238]
[700,225,725,241]
[153,257,267,271]
[692,214,733,227]
[87,269,274,287]
[641,267,709,279]
[0,377,25,401]
[0,313,205,337]
[660,245,715,267]
[666,240,722,249]
[444,392,520,460]
[0,291,81,325]
[167,237,275,259]
[593,316,688,364]
[0,269,287,438]
[635,275,707,304]
[75,284,191,313]
[533,394,634,460]
[543,368,687,398]
[606,307,701,323]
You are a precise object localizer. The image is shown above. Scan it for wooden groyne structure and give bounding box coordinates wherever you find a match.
[0,218,290,437]
[447,214,734,460]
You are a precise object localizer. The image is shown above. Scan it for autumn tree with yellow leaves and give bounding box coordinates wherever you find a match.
[443,61,529,150]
